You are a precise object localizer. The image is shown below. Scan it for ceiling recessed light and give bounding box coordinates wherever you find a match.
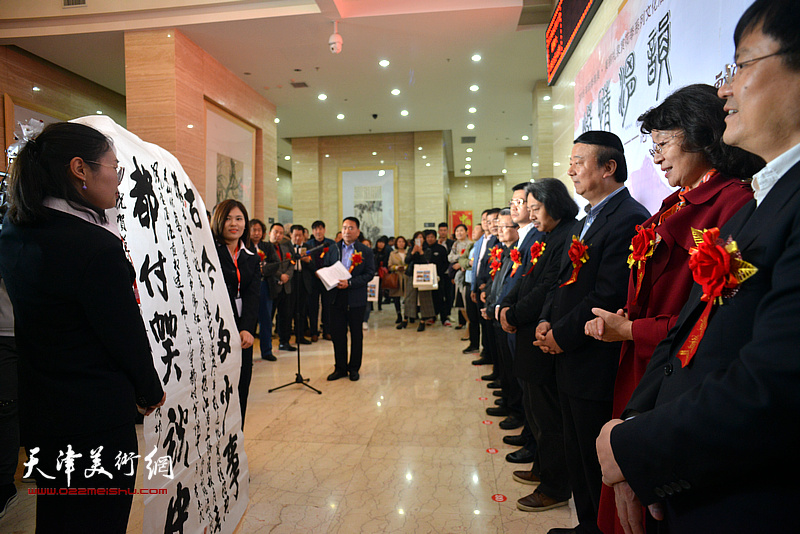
[318,93,327,101]
[380,160,384,164]
[467,123,475,130]
[466,148,473,153]
[465,170,471,175]
[418,147,423,151]
[469,85,479,92]
[468,107,477,114]
[325,154,330,158]
[532,162,539,167]
[421,155,427,159]
[502,168,507,174]
[553,104,565,110]
[284,155,291,160]
[276,177,280,181]
[379,59,390,68]
[543,95,551,101]
[167,33,172,38]
[32,86,41,92]
[96,110,103,114]
[378,170,385,177]
[274,117,281,124]
[513,152,518,156]
[522,135,529,141]
[391,88,400,96]
[465,164,471,169]
[372,152,377,156]
[554,161,561,166]
[400,109,409,116]
[187,124,194,129]
[471,54,482,62]
[465,157,471,162]
[426,162,431,167]
[337,113,345,120]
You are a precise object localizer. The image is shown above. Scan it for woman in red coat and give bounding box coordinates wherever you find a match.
[585,84,765,534]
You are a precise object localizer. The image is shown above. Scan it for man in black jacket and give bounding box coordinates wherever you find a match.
[304,220,335,341]
[536,131,649,534]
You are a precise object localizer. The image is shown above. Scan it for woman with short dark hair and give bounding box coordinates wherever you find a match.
[0,122,165,533]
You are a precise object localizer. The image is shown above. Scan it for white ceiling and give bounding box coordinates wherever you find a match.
[0,0,551,178]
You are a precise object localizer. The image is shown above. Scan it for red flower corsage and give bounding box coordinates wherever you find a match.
[677,227,757,366]
[524,241,546,276]
[321,246,329,259]
[349,251,363,273]
[256,248,266,261]
[560,237,589,287]
[509,247,522,277]
[489,246,503,279]
[627,223,659,304]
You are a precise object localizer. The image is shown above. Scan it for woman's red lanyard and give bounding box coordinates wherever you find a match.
[230,244,242,298]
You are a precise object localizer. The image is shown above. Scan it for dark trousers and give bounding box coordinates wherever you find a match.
[273,290,294,344]
[493,324,524,419]
[330,300,365,373]
[559,391,612,534]
[431,286,448,323]
[480,314,496,363]
[465,295,481,348]
[291,284,309,339]
[239,346,253,427]
[524,378,570,501]
[307,278,332,336]
[257,280,273,357]
[0,336,19,486]
[32,424,138,534]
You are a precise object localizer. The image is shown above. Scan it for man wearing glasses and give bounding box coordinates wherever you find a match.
[597,1,800,532]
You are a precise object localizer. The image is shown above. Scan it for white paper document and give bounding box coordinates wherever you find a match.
[316,261,352,290]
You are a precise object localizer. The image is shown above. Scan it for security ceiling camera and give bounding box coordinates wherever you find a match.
[372,114,378,119]
[329,21,342,54]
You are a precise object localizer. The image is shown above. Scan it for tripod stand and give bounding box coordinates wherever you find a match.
[269,243,322,394]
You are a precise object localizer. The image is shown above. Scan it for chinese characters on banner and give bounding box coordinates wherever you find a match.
[73,115,248,534]
[450,211,473,237]
[573,0,752,215]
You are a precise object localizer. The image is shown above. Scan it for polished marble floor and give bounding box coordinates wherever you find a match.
[1,307,576,533]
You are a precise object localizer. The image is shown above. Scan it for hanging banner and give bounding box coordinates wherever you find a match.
[574,0,752,214]
[73,115,248,534]
[450,210,473,236]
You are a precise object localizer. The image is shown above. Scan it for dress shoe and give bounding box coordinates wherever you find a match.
[409,318,415,324]
[517,489,569,513]
[261,353,277,361]
[296,337,312,345]
[460,336,470,341]
[396,321,408,330]
[311,335,319,342]
[455,324,465,330]
[417,321,425,332]
[471,357,492,365]
[486,406,508,417]
[506,447,536,464]
[395,314,403,324]
[278,343,297,352]
[327,370,348,381]
[499,415,524,430]
[486,381,501,389]
[512,469,541,485]
[349,372,360,381]
[492,390,503,397]
[503,434,527,446]
[462,345,480,354]
[494,398,505,406]
[323,333,332,340]
[546,529,576,534]
[481,372,498,381]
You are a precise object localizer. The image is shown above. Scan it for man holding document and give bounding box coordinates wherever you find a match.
[319,217,375,381]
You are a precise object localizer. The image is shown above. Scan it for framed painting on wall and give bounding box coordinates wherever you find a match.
[450,210,473,236]
[205,100,255,214]
[339,166,398,244]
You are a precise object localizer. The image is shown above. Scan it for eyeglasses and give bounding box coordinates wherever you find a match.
[649,133,680,157]
[509,198,524,207]
[498,224,518,229]
[86,160,125,184]
[721,49,786,85]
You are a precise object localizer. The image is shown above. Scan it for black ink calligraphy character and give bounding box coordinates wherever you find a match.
[647,11,672,101]
[215,305,231,363]
[163,405,190,469]
[164,482,191,534]
[129,156,160,243]
[223,433,240,500]
[139,250,169,301]
[201,247,217,289]
[597,81,611,132]
[581,102,593,134]
[619,52,637,126]
[182,183,203,230]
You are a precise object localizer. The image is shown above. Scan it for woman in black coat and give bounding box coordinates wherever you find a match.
[211,199,260,427]
[0,122,165,533]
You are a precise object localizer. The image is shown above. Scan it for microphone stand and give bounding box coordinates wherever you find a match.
[269,242,326,395]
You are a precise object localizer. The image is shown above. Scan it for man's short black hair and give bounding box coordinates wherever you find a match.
[486,207,501,216]
[311,220,325,229]
[735,0,800,72]
[290,224,304,234]
[423,229,437,239]
[511,182,529,192]
[438,222,448,228]
[343,216,360,228]
[270,222,284,231]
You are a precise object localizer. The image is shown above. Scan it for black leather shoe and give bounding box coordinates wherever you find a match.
[462,345,480,354]
[503,434,527,446]
[396,321,407,330]
[417,322,425,332]
[323,334,332,340]
[327,371,348,381]
[471,357,492,365]
[494,398,505,406]
[481,372,498,381]
[296,337,312,345]
[506,447,536,464]
[278,343,297,351]
[349,372,360,381]
[492,390,503,397]
[261,353,277,361]
[486,406,509,417]
[486,381,501,389]
[499,416,524,430]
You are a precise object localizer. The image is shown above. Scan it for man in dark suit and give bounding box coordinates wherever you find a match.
[535,131,649,534]
[472,208,501,367]
[596,2,800,532]
[289,224,316,345]
[304,220,336,342]
[266,222,295,352]
[324,216,375,381]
